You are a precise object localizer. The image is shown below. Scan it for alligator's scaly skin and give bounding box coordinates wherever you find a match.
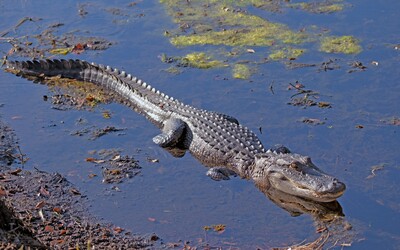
[4,59,346,202]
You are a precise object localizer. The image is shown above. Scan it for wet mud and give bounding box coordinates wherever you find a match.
[0,120,156,249]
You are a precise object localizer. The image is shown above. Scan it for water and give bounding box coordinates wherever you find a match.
[0,0,399,248]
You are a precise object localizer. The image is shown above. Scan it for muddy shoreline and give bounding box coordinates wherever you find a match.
[0,120,157,249]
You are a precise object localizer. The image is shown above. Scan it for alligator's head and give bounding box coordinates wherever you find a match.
[252,152,346,202]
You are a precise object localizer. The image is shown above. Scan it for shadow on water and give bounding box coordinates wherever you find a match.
[0,0,399,249]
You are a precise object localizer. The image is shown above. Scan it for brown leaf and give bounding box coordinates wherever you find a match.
[9,169,22,175]
[318,102,332,108]
[88,173,97,178]
[0,188,7,196]
[39,186,50,197]
[213,224,226,232]
[85,157,105,164]
[53,207,62,214]
[44,225,54,232]
[113,227,124,234]
[35,201,46,209]
[59,229,68,235]
[50,239,64,245]
[69,188,81,195]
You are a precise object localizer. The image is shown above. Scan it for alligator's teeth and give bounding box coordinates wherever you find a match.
[106,66,111,70]
[127,73,132,79]
[120,71,126,77]
[99,64,104,69]
[137,79,142,84]
[132,77,137,82]
[156,90,160,94]
[164,95,169,99]
[146,85,151,90]
[170,97,174,101]
[142,82,147,87]
[113,68,119,73]
[151,88,156,93]
[161,93,165,97]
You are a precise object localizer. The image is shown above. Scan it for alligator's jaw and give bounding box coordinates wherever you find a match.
[253,153,346,202]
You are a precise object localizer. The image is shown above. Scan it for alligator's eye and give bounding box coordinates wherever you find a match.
[290,162,300,170]
[279,176,289,181]
[305,157,312,164]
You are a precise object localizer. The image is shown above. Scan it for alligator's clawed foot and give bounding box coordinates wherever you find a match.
[206,167,237,181]
[152,118,186,147]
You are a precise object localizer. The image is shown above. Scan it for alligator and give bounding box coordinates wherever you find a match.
[4,59,346,202]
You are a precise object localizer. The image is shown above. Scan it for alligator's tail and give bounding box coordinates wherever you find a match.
[4,59,168,127]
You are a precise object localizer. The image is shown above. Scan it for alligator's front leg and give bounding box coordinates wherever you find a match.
[152,117,186,148]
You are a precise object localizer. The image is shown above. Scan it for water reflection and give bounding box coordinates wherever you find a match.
[256,182,343,221]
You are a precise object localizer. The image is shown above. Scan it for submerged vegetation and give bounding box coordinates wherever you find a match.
[159,0,361,79]
[320,36,362,54]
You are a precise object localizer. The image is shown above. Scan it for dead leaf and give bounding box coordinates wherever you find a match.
[113,227,124,234]
[0,187,7,196]
[72,43,85,54]
[213,224,226,232]
[9,169,22,175]
[44,225,54,232]
[85,157,106,164]
[69,188,81,195]
[318,102,332,108]
[301,118,325,125]
[109,169,121,175]
[88,173,97,178]
[39,186,50,196]
[147,158,159,163]
[53,207,62,214]
[102,111,112,119]
[35,201,46,209]
[112,154,121,161]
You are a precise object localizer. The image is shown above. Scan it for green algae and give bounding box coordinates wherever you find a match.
[288,1,344,14]
[162,0,307,48]
[159,0,361,79]
[320,36,362,54]
[160,52,227,69]
[232,64,251,79]
[182,52,227,69]
[269,48,306,60]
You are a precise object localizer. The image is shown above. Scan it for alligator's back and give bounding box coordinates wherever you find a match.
[5,59,266,176]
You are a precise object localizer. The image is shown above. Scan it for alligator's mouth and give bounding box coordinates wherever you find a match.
[295,183,346,202]
[268,171,346,202]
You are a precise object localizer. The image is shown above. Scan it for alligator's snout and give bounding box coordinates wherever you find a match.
[254,153,346,202]
[320,178,346,195]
